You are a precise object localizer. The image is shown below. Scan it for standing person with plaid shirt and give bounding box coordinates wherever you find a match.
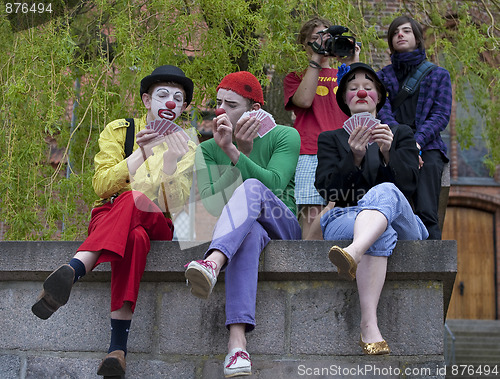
[377,16,452,239]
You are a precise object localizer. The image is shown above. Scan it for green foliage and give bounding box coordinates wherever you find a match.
[0,0,498,239]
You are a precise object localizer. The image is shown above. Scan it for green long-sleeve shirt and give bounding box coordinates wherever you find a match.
[196,124,300,217]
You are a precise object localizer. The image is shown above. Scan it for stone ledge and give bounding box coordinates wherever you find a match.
[0,239,457,315]
[0,351,447,379]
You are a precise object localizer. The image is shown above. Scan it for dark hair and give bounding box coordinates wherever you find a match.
[297,17,332,47]
[387,16,425,54]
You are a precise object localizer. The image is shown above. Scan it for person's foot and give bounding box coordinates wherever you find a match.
[224,348,252,377]
[97,350,126,377]
[328,246,357,281]
[184,260,218,299]
[359,334,390,355]
[32,264,74,319]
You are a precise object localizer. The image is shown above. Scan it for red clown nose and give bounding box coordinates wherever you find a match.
[357,90,367,98]
[215,108,226,116]
[165,101,176,110]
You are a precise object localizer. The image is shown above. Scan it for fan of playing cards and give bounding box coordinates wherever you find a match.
[342,112,380,145]
[240,109,277,138]
[146,119,190,142]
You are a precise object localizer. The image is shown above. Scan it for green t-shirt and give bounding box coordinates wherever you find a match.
[196,124,300,217]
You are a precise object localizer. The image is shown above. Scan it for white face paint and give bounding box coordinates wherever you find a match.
[344,70,380,116]
[146,83,186,121]
[216,88,254,128]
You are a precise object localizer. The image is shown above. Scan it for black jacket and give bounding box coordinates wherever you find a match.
[315,124,419,207]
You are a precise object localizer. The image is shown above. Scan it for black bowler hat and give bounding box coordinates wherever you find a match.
[336,62,386,116]
[140,65,194,105]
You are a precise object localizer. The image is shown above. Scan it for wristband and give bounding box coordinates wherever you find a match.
[309,60,322,69]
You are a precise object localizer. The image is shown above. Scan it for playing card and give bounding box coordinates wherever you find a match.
[343,115,357,135]
[156,119,169,135]
[257,113,276,137]
[166,124,191,142]
[146,119,190,141]
[240,109,277,137]
[342,113,379,145]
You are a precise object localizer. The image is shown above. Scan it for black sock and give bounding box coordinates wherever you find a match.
[69,258,86,283]
[108,319,131,355]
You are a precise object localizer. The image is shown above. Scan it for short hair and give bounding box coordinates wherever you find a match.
[297,17,332,47]
[387,16,425,54]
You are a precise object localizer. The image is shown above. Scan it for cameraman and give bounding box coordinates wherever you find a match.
[284,16,360,239]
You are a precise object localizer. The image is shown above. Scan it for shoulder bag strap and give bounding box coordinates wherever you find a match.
[391,60,436,111]
[124,118,135,158]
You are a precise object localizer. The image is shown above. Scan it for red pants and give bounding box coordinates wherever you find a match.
[78,191,173,312]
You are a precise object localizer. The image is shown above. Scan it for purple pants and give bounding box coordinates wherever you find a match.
[205,179,301,331]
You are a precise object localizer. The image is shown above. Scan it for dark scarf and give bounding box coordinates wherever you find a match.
[391,49,427,82]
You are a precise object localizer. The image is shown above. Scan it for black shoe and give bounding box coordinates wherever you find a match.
[97,350,126,377]
[32,264,74,320]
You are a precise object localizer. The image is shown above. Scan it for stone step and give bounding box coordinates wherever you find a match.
[0,239,457,379]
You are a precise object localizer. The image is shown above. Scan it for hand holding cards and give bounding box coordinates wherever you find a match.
[342,112,380,145]
[145,119,190,142]
[239,109,276,137]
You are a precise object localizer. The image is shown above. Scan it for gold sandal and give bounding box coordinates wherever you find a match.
[328,246,357,281]
[359,334,390,355]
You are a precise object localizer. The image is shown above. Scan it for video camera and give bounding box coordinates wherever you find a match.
[308,25,359,57]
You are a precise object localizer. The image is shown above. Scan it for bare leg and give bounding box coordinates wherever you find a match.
[203,250,227,276]
[300,205,324,240]
[74,250,101,273]
[356,255,388,342]
[305,202,335,240]
[344,209,388,263]
[228,323,247,352]
[110,301,133,320]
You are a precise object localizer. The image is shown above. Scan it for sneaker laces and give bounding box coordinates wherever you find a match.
[184,260,218,277]
[225,350,251,368]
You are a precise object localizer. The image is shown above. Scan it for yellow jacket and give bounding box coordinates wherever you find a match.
[92,115,197,213]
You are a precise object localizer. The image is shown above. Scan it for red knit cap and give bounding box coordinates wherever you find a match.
[216,71,264,105]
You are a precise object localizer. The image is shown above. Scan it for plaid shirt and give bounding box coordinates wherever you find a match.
[377,63,452,158]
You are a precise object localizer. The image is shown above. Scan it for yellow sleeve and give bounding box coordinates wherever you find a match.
[92,119,133,200]
[131,140,197,213]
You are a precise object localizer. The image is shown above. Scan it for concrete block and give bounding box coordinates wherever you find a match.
[0,239,456,378]
[0,282,156,353]
[289,281,443,355]
[380,282,443,355]
[0,354,21,379]
[26,355,100,379]
[125,358,197,379]
[158,282,287,355]
[203,356,446,379]
[246,283,287,355]
[289,281,361,355]
[159,282,228,354]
